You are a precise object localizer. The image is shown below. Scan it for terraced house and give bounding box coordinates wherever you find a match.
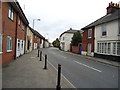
[1,1,29,66]
[81,2,120,61]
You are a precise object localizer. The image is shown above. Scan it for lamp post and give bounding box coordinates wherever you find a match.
[33,19,40,29]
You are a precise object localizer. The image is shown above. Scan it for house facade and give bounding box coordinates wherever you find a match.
[16,11,29,57]
[25,26,33,53]
[81,27,95,56]
[81,2,120,61]
[1,1,29,66]
[59,28,80,51]
[31,29,45,50]
[94,3,120,61]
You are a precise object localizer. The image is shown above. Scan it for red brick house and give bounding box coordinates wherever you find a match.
[31,29,45,50]
[1,1,29,66]
[81,27,95,56]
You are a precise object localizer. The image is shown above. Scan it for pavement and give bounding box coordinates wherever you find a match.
[62,50,120,67]
[2,49,75,88]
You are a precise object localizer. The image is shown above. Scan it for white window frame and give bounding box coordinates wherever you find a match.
[7,36,12,52]
[88,29,92,38]
[101,24,107,36]
[107,43,111,54]
[17,39,20,51]
[0,34,2,53]
[112,42,117,55]
[22,23,25,30]
[117,42,120,55]
[18,17,20,25]
[8,5,14,21]
[87,43,92,54]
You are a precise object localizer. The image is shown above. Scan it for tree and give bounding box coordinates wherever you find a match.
[71,31,82,46]
[52,38,60,48]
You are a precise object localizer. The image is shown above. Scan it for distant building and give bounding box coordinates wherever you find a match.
[81,2,120,61]
[25,26,33,53]
[31,29,45,50]
[59,28,83,51]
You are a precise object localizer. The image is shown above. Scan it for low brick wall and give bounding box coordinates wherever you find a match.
[71,43,82,54]
[71,46,79,54]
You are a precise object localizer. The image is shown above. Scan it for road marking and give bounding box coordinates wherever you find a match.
[42,55,76,88]
[74,61,102,72]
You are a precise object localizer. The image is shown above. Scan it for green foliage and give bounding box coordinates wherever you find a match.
[52,38,60,48]
[71,31,82,46]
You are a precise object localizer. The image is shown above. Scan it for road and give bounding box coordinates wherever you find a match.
[41,47,119,88]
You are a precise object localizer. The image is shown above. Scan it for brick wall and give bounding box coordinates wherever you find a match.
[2,2,16,65]
[71,43,81,54]
[82,27,95,52]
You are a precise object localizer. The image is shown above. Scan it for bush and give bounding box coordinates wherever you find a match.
[71,31,82,46]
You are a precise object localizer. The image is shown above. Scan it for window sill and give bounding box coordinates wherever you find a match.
[7,50,12,52]
[88,37,92,39]
[101,36,107,38]
[0,52,3,54]
[8,17,14,22]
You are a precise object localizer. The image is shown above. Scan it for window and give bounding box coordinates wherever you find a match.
[97,42,111,54]
[101,24,106,36]
[18,40,20,51]
[63,37,64,41]
[113,43,116,54]
[21,40,23,49]
[104,43,107,53]
[8,6,14,20]
[117,42,120,55]
[22,23,25,30]
[101,43,104,53]
[97,43,100,52]
[7,36,12,52]
[0,34,2,52]
[88,29,92,38]
[108,43,111,54]
[18,17,20,25]
[99,43,102,53]
[87,43,91,53]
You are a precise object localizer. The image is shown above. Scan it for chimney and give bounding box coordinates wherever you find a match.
[70,28,72,30]
[106,1,120,14]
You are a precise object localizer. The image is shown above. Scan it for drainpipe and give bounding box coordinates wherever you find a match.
[24,25,27,54]
[14,13,18,59]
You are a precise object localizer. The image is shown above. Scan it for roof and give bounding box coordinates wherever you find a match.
[60,28,82,37]
[81,9,120,30]
[10,0,29,25]
[30,28,45,40]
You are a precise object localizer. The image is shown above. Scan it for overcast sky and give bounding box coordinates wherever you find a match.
[18,0,120,43]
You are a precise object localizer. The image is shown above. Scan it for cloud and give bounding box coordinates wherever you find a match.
[18,0,120,42]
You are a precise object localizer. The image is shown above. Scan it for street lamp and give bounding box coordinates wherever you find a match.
[33,19,40,29]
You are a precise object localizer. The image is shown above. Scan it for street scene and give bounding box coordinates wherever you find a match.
[2,47,119,88]
[0,0,120,90]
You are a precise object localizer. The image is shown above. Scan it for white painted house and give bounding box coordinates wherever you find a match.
[59,28,82,51]
[81,2,120,61]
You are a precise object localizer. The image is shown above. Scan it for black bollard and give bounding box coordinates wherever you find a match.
[56,64,61,90]
[38,49,39,57]
[40,51,42,61]
[44,54,47,69]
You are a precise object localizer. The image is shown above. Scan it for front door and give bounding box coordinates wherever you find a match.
[87,43,91,55]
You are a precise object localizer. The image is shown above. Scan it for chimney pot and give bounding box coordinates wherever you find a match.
[107,2,120,14]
